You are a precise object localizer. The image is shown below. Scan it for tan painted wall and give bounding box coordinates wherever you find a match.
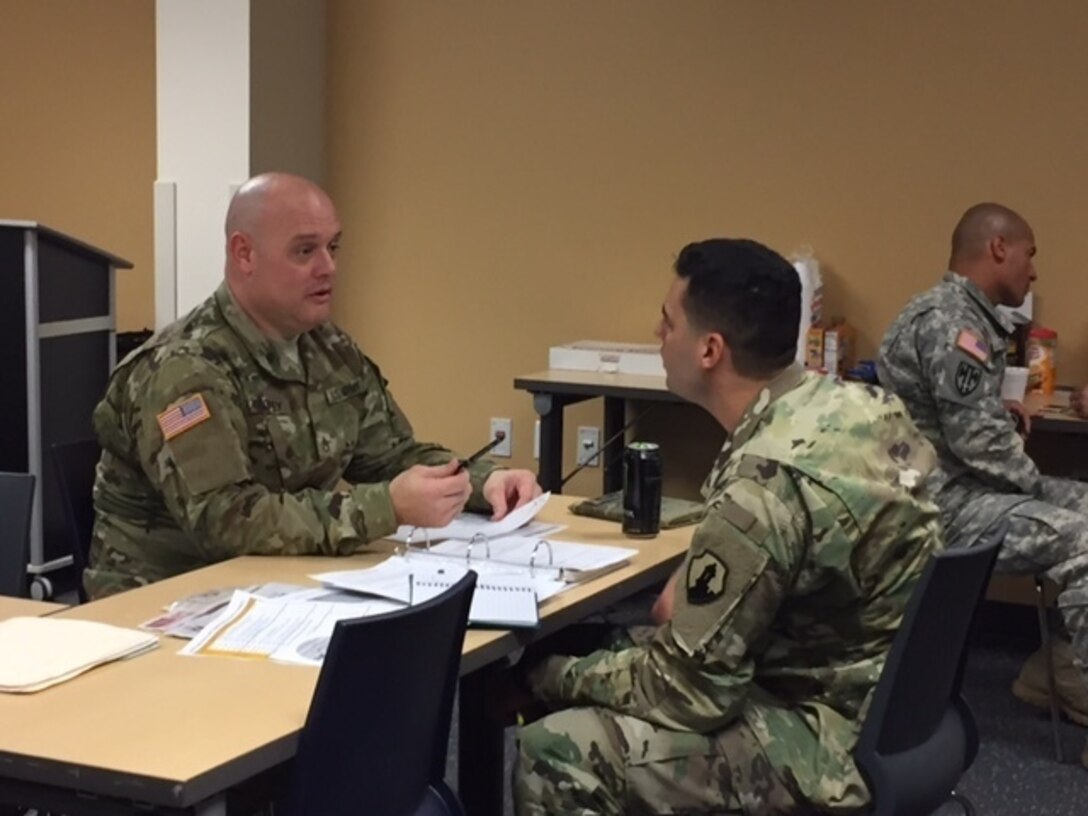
[0,0,156,331]
[7,3,1083,499]
[326,1,1088,498]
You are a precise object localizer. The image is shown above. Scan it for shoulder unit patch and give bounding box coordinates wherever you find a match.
[687,551,729,605]
[954,360,982,397]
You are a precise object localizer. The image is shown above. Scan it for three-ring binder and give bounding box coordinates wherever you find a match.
[397,526,433,557]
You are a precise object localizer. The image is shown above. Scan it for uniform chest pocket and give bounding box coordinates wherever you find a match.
[245,396,297,489]
[320,381,365,467]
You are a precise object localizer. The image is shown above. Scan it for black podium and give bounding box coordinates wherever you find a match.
[0,221,131,597]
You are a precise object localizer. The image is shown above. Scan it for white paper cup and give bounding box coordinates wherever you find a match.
[1001,366,1029,402]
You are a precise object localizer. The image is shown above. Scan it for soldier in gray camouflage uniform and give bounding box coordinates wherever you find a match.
[515,239,943,814]
[878,202,1088,757]
[87,173,540,599]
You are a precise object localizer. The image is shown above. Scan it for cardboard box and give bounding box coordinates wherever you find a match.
[823,321,853,374]
[549,341,665,377]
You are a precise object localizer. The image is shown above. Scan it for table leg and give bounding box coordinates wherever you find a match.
[603,397,626,494]
[534,393,565,494]
[458,667,506,816]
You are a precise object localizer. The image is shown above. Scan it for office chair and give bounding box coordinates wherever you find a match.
[50,439,101,604]
[854,522,1005,816]
[0,473,35,598]
[280,572,476,816]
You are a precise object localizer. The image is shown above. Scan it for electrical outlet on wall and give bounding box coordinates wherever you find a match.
[490,418,512,457]
[577,426,601,467]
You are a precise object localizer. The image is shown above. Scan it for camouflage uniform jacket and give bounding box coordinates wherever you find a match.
[87,283,497,598]
[529,366,942,811]
[877,272,1038,538]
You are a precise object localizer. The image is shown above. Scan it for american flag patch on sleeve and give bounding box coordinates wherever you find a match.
[157,394,212,440]
[955,329,990,364]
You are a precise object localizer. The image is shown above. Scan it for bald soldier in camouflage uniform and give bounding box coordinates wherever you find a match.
[87,173,540,598]
[516,239,943,815]
[879,203,1088,757]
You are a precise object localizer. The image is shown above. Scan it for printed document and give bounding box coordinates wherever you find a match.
[390,491,557,542]
[180,591,402,666]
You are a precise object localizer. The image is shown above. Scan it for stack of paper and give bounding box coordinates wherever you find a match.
[141,582,310,639]
[0,617,158,693]
[180,591,403,666]
[390,491,557,544]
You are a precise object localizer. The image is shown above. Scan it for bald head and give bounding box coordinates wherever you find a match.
[223,172,342,339]
[950,203,1031,267]
[947,202,1037,308]
[225,172,333,244]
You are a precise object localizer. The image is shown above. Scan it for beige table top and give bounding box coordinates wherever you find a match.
[1025,389,1088,434]
[0,495,690,808]
[1027,389,1077,416]
[0,597,64,621]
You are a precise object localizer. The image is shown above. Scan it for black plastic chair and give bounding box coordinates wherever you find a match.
[50,439,101,603]
[0,473,35,598]
[854,522,1005,816]
[280,572,476,816]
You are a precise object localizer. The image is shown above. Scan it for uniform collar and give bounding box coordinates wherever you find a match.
[729,363,806,451]
[944,272,1015,336]
[699,364,806,502]
[216,282,307,383]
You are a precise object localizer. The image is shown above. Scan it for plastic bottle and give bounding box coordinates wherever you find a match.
[1026,326,1057,396]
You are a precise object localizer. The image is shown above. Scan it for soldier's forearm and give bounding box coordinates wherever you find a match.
[181,481,400,559]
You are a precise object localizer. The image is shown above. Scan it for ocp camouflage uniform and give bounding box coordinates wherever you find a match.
[878,272,1088,675]
[87,283,497,599]
[517,366,942,815]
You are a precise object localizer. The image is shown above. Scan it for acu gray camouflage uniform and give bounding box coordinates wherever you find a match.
[516,366,943,815]
[87,282,497,599]
[879,272,1088,675]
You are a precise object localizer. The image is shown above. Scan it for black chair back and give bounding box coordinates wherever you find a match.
[854,522,1005,816]
[283,572,476,816]
[0,473,35,598]
[50,439,101,603]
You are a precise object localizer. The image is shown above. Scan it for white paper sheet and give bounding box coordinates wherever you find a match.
[180,591,403,665]
[313,553,566,604]
[389,491,554,543]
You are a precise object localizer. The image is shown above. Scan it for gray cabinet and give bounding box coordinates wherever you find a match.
[0,222,131,596]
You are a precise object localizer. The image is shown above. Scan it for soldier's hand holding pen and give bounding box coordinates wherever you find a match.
[390,460,471,527]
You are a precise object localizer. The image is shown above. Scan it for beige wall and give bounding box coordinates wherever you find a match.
[0,0,156,331]
[327,1,1088,497]
[8,3,1085,498]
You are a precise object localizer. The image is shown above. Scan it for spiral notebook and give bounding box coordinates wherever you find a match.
[413,576,538,628]
[311,561,540,628]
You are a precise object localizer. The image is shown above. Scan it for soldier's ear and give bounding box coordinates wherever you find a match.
[990,234,1008,263]
[228,231,255,273]
[700,332,724,370]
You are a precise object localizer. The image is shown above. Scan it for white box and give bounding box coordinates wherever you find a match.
[549,341,665,377]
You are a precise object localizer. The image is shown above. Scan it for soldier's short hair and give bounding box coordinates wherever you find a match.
[950,202,1030,265]
[675,238,800,378]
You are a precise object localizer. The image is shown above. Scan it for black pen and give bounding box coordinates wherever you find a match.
[456,431,506,472]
